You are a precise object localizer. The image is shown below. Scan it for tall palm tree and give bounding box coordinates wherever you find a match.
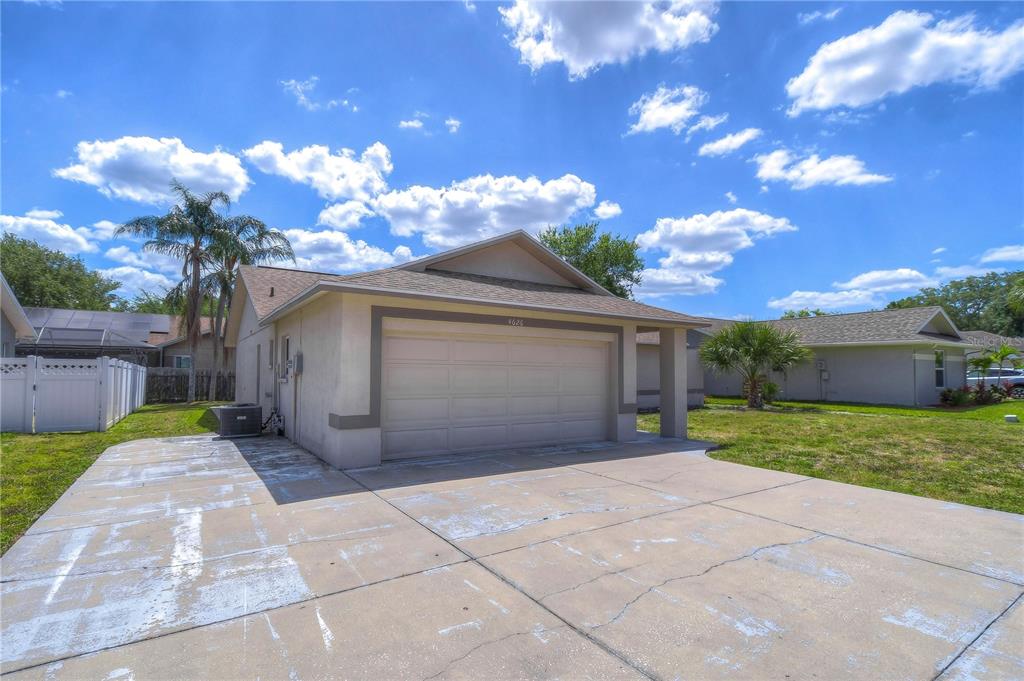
[117,181,230,402]
[700,322,811,408]
[204,217,293,400]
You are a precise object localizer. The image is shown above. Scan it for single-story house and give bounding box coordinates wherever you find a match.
[639,306,974,407]
[147,316,234,371]
[1,274,34,357]
[224,230,707,468]
[959,329,1024,354]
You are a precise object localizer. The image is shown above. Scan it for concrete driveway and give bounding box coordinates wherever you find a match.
[2,434,1021,680]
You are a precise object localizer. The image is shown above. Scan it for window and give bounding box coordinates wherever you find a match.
[173,355,192,369]
[934,350,945,388]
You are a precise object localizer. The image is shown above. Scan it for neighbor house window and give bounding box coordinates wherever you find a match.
[173,355,192,369]
[934,351,945,388]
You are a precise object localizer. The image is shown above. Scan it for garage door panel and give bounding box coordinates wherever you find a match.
[383,331,609,458]
[452,366,508,393]
[509,394,559,417]
[385,397,449,424]
[452,396,507,420]
[385,365,450,395]
[509,421,561,444]
[560,344,605,365]
[510,367,560,393]
[454,340,508,363]
[384,428,449,457]
[561,366,606,393]
[509,342,561,364]
[452,424,509,450]
[385,336,449,362]
[559,393,606,415]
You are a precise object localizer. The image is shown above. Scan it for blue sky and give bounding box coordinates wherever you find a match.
[2,1,1022,319]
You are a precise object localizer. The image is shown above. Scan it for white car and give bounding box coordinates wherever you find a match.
[966,368,1024,398]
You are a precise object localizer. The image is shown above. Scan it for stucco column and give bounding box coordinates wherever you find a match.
[613,324,638,441]
[659,327,687,438]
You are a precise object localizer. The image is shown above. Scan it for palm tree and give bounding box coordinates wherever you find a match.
[968,355,993,387]
[117,181,230,402]
[204,217,293,400]
[990,343,1019,390]
[700,322,811,408]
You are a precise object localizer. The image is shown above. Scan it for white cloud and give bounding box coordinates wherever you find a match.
[399,119,424,130]
[0,210,98,253]
[499,0,718,79]
[98,266,176,298]
[87,220,121,241]
[594,200,622,220]
[243,141,392,202]
[685,113,728,140]
[636,208,797,297]
[935,264,1001,279]
[317,201,375,230]
[55,89,73,99]
[627,84,707,135]
[280,76,354,112]
[282,228,414,273]
[754,148,891,189]
[767,289,881,310]
[833,268,936,292]
[724,191,737,204]
[979,244,1024,263]
[372,173,596,250]
[445,117,462,134]
[787,11,1024,115]
[797,7,842,26]
[698,127,762,157]
[931,246,947,255]
[54,136,250,203]
[104,245,182,275]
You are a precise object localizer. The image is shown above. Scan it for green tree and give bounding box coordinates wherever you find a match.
[113,291,178,314]
[886,271,1023,336]
[781,308,829,318]
[1008,273,1024,316]
[0,235,122,310]
[117,181,231,402]
[699,321,811,409]
[539,222,643,298]
[203,216,293,399]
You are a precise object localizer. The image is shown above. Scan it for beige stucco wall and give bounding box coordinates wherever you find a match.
[637,340,704,409]
[430,241,574,287]
[159,336,234,371]
[241,291,688,469]
[234,297,278,416]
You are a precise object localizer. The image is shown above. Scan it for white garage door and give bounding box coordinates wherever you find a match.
[382,332,610,459]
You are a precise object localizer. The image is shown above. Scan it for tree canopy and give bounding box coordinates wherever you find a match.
[781,308,829,318]
[539,222,643,299]
[0,234,121,310]
[886,271,1023,336]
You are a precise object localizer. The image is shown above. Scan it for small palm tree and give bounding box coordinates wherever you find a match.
[117,181,230,402]
[204,217,293,400]
[990,343,1019,389]
[700,322,811,408]
[968,355,993,387]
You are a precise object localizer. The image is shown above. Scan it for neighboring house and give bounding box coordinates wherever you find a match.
[636,330,705,409]
[18,307,233,371]
[1,274,35,357]
[640,307,973,407]
[959,330,1024,354]
[225,230,707,469]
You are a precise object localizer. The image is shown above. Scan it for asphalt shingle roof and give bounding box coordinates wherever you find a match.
[239,264,705,326]
[638,307,970,347]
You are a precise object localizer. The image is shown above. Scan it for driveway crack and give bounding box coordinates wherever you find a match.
[421,625,566,681]
[592,534,822,630]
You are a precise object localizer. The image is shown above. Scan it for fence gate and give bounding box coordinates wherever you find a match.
[0,356,147,434]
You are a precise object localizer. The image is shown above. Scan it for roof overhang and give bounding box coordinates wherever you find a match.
[1,275,35,339]
[259,279,707,329]
[398,230,615,296]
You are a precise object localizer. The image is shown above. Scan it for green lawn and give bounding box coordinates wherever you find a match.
[639,400,1024,515]
[1,402,222,554]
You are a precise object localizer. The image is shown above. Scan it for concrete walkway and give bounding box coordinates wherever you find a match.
[1,434,1021,680]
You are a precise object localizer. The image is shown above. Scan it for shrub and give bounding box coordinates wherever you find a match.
[761,381,780,404]
[972,384,1005,405]
[940,386,972,407]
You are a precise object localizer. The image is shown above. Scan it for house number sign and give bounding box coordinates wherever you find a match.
[507,318,525,327]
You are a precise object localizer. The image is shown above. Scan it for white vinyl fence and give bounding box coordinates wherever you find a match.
[0,356,147,433]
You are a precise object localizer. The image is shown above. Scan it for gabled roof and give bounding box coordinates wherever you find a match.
[0,274,34,339]
[960,330,1024,352]
[232,231,707,329]
[639,307,973,348]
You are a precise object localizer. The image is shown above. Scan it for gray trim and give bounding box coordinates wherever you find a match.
[329,305,636,431]
[637,389,660,396]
